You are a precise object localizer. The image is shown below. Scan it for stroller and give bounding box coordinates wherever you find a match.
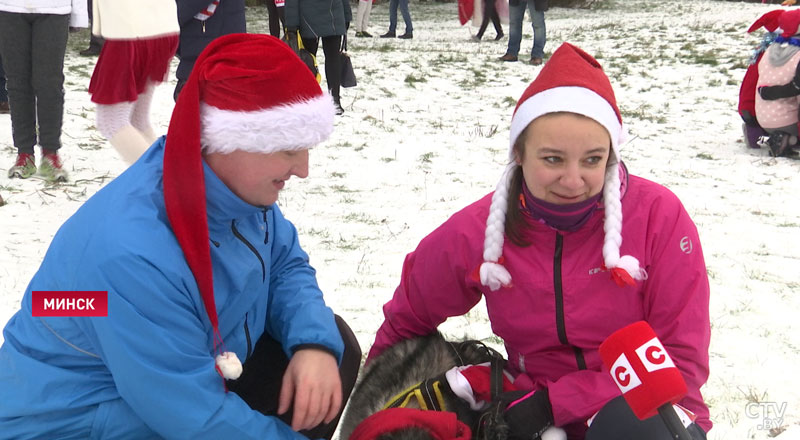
[740,9,800,157]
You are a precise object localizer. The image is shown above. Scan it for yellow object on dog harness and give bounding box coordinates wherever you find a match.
[382,378,449,412]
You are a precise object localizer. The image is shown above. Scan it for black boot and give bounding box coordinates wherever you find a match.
[333,97,344,115]
[767,132,791,157]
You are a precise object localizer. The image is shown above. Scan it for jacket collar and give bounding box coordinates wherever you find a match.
[202,159,266,234]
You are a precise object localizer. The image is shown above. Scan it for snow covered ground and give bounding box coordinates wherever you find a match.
[1,0,798,438]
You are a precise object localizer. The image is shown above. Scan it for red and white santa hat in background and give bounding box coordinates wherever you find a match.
[480,42,647,292]
[162,33,335,382]
[747,8,800,37]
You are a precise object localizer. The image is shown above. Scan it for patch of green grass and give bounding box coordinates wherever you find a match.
[330,184,358,193]
[375,43,396,53]
[419,152,436,164]
[404,74,427,88]
[696,152,715,160]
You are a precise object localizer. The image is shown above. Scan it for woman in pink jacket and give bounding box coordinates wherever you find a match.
[367,43,711,440]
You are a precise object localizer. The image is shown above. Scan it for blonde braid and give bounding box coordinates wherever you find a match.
[480,163,517,291]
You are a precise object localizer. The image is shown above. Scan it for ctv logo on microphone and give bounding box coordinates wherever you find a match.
[609,337,676,392]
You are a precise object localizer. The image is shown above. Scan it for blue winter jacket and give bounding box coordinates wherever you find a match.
[0,138,344,439]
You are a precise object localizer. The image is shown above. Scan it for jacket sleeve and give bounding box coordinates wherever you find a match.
[84,254,308,439]
[546,367,622,426]
[283,0,300,29]
[265,206,345,363]
[343,0,352,26]
[367,212,485,362]
[639,197,711,431]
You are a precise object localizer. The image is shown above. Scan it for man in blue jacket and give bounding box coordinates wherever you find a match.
[0,34,359,439]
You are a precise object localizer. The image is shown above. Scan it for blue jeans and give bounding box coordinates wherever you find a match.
[388,0,412,33]
[506,0,545,59]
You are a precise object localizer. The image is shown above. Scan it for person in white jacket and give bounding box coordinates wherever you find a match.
[87,0,179,165]
[0,0,87,182]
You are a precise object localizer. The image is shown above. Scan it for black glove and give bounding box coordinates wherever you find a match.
[759,62,800,100]
[482,389,554,440]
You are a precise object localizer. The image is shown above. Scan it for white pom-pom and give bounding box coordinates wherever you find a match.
[215,351,243,380]
[615,254,647,281]
[479,261,512,291]
[541,427,567,440]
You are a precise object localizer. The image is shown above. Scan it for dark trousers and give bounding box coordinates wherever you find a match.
[86,0,105,51]
[585,396,707,440]
[227,315,361,440]
[0,12,69,154]
[476,0,502,39]
[0,53,7,102]
[302,35,343,102]
[266,0,285,38]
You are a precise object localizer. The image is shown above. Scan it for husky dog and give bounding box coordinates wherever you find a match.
[339,332,503,440]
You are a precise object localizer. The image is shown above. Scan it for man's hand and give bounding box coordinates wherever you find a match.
[278,348,341,432]
[782,0,797,7]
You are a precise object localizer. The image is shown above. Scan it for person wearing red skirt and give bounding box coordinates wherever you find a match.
[88,0,179,164]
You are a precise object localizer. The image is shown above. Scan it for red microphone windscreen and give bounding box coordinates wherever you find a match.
[598,321,688,420]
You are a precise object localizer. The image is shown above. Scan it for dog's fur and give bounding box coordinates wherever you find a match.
[339,332,503,440]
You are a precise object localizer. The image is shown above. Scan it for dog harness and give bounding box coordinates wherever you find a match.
[382,377,451,412]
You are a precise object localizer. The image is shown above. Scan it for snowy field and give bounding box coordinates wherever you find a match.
[1,0,799,438]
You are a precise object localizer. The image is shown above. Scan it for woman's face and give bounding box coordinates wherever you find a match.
[516,112,612,205]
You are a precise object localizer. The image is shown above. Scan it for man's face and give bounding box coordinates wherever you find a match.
[204,149,309,207]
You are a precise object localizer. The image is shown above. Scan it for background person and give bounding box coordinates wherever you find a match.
[379,0,413,39]
[175,0,246,100]
[285,0,352,115]
[500,0,546,65]
[88,0,179,164]
[0,0,87,181]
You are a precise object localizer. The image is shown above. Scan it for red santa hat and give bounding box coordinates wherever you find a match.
[349,408,472,440]
[480,42,646,292]
[747,9,800,37]
[162,33,335,382]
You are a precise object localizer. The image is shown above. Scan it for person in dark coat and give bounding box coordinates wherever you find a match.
[174,0,246,100]
[285,0,352,115]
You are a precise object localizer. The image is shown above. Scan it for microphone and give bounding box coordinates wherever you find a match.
[598,321,693,440]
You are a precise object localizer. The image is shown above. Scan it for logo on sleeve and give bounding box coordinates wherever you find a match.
[679,236,693,254]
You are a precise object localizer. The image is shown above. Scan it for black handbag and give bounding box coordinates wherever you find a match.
[340,34,357,88]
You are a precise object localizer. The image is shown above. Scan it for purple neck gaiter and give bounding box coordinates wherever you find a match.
[520,179,602,232]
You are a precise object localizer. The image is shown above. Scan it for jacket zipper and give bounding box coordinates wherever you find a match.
[268,208,269,244]
[243,313,252,359]
[553,233,587,370]
[231,220,266,282]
